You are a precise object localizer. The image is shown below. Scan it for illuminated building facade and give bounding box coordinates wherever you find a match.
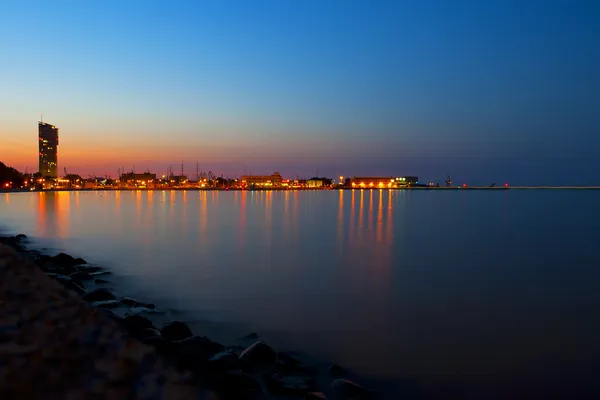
[120,172,157,188]
[168,175,188,186]
[307,179,323,188]
[241,172,283,187]
[120,172,157,182]
[38,122,59,178]
[351,176,418,188]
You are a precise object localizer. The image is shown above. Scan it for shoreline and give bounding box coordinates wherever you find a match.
[0,233,376,400]
[3,185,600,194]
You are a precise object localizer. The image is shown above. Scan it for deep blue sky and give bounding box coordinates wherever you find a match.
[1,0,598,184]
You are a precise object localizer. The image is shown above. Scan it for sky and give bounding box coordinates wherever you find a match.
[1,0,598,184]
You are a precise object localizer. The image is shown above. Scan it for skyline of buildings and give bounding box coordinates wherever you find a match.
[26,121,422,190]
[31,120,420,184]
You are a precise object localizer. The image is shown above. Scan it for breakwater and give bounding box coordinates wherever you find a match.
[0,235,374,400]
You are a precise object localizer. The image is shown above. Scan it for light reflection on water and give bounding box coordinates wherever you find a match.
[2,189,600,397]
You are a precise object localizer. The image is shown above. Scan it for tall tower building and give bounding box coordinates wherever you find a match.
[38,121,59,178]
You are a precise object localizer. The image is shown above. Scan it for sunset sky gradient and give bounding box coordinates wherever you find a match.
[1,0,598,184]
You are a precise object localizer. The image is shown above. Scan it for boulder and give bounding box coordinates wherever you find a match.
[67,281,86,295]
[69,271,94,281]
[272,352,315,376]
[209,370,263,400]
[305,393,328,400]
[74,257,87,265]
[15,234,27,240]
[41,263,69,275]
[207,347,241,373]
[138,327,162,338]
[268,372,315,394]
[47,272,82,287]
[137,328,165,348]
[128,306,159,315]
[0,236,25,251]
[165,336,224,371]
[83,288,116,302]
[121,298,155,309]
[331,379,373,400]
[122,315,156,334]
[47,273,86,295]
[276,352,302,367]
[90,271,111,277]
[239,341,277,370]
[161,321,193,341]
[44,262,78,275]
[50,253,86,266]
[92,300,122,309]
[78,265,103,273]
[99,308,121,321]
[13,243,26,252]
[277,352,302,365]
[121,297,143,307]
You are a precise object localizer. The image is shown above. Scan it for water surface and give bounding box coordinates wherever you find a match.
[2,189,600,398]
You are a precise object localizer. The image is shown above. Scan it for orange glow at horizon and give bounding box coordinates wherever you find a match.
[3,121,377,181]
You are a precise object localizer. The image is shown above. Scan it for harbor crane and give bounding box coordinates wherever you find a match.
[445,175,452,187]
[198,171,215,180]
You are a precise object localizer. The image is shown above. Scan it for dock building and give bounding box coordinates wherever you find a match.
[351,176,419,188]
[240,172,283,187]
[120,172,157,188]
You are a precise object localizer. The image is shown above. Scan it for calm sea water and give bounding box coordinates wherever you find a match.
[2,189,600,398]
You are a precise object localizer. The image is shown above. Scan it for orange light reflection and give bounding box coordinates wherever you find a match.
[376,189,383,242]
[238,190,246,247]
[337,189,344,250]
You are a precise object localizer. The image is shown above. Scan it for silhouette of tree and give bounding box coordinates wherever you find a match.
[0,162,25,187]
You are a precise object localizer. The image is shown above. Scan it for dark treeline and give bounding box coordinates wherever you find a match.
[0,162,25,187]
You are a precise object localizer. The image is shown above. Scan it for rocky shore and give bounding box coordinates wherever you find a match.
[0,234,375,400]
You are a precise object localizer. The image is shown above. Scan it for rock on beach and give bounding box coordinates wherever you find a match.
[50,252,87,267]
[331,379,374,400]
[239,341,278,372]
[161,321,193,341]
[83,288,116,302]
